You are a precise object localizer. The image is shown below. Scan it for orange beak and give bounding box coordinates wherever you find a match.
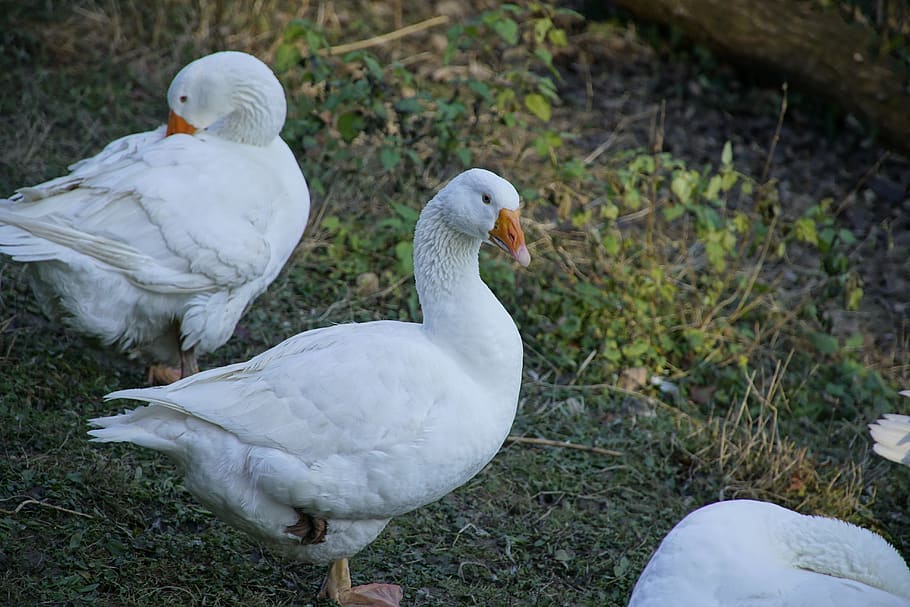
[166,110,197,136]
[489,208,531,267]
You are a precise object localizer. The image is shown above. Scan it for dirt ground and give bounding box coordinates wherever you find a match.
[553,16,910,382]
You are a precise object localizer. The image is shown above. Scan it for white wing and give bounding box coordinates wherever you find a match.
[1,130,296,294]
[95,320,510,518]
[870,413,910,466]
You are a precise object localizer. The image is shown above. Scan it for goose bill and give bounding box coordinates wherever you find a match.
[166,110,197,136]
[489,208,530,267]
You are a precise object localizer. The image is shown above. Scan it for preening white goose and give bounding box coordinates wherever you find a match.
[628,500,910,607]
[869,390,910,467]
[89,168,530,607]
[0,51,310,383]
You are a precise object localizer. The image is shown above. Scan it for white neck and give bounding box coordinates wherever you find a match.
[412,200,523,383]
[210,83,283,146]
[781,513,910,599]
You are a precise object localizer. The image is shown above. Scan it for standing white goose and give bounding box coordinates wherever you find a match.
[0,51,310,383]
[869,391,910,467]
[89,168,530,607]
[628,500,910,607]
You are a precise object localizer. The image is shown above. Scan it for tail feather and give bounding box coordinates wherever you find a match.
[869,413,910,466]
[88,400,191,457]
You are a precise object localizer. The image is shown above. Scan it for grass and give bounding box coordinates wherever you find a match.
[2,1,909,606]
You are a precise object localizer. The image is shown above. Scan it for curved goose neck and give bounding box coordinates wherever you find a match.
[781,514,910,599]
[211,81,285,147]
[413,200,484,329]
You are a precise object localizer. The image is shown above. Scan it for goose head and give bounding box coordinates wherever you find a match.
[434,168,531,267]
[165,51,286,146]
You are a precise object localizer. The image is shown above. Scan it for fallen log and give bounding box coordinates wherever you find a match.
[605,0,910,154]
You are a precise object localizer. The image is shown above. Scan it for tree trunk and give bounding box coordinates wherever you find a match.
[606,0,910,155]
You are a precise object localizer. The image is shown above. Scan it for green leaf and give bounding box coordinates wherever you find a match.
[671,172,696,204]
[321,215,340,231]
[336,112,365,143]
[548,28,568,47]
[622,340,650,359]
[380,146,400,172]
[846,287,863,311]
[810,332,839,354]
[468,80,493,100]
[721,140,733,165]
[273,44,301,72]
[732,212,750,233]
[533,131,561,157]
[533,17,553,44]
[793,217,818,246]
[602,232,620,255]
[705,174,722,201]
[600,201,619,220]
[705,240,727,272]
[837,228,857,245]
[495,88,517,112]
[602,340,622,362]
[524,93,551,122]
[623,188,642,211]
[663,204,686,221]
[534,48,554,69]
[394,97,423,114]
[283,18,310,42]
[491,17,519,44]
[844,333,864,349]
[455,147,472,167]
[360,54,383,79]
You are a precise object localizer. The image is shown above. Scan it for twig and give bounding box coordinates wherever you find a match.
[324,15,450,56]
[583,106,654,165]
[834,151,889,215]
[0,498,94,519]
[761,82,788,183]
[506,435,622,457]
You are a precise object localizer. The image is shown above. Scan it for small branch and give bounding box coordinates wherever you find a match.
[0,498,94,519]
[761,82,788,183]
[506,435,622,457]
[325,15,450,56]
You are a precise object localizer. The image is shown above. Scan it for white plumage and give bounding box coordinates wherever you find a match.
[628,500,910,607]
[869,391,910,467]
[89,168,530,607]
[0,51,310,380]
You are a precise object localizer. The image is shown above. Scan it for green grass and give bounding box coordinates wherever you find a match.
[2,2,909,606]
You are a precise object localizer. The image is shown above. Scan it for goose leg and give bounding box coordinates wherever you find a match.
[317,558,403,607]
[179,345,199,378]
[146,323,198,384]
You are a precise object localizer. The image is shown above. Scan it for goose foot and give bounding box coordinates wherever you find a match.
[318,558,402,607]
[146,364,182,385]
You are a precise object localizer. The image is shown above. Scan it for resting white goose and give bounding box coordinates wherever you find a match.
[628,499,910,607]
[0,51,310,383]
[89,168,530,607]
[869,391,910,467]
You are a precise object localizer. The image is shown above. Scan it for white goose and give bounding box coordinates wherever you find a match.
[869,391,910,467]
[0,51,310,383]
[628,500,910,607]
[89,168,530,607]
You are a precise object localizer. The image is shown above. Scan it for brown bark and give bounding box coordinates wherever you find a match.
[607,0,910,154]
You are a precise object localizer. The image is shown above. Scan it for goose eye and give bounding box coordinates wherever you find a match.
[481,193,492,205]
[179,95,188,103]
